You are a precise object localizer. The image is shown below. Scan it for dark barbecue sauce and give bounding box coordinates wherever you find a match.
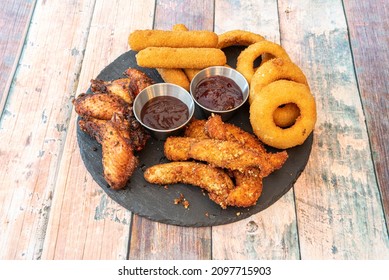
[194,75,243,111]
[141,96,189,130]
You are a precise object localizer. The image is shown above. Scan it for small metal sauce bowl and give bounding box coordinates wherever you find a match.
[190,66,249,121]
[133,83,195,140]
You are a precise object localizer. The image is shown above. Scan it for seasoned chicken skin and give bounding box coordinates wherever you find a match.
[73,93,129,120]
[90,78,134,104]
[124,68,155,96]
[98,120,138,190]
[144,161,234,208]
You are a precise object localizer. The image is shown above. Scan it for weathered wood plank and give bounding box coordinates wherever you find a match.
[278,0,389,259]
[212,0,300,260]
[41,0,156,259]
[343,0,389,231]
[0,0,96,259]
[0,0,36,114]
[128,0,214,260]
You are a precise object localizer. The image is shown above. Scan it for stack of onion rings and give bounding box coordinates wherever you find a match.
[216,30,317,148]
[236,40,292,83]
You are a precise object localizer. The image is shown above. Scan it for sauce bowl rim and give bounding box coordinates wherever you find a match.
[189,66,249,114]
[133,83,195,133]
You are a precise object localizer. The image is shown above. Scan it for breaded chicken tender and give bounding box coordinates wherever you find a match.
[227,168,263,208]
[164,137,270,172]
[205,114,288,176]
[136,47,227,69]
[184,119,209,139]
[129,30,218,51]
[144,161,234,208]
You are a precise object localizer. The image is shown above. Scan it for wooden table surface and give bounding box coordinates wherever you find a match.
[1,0,388,260]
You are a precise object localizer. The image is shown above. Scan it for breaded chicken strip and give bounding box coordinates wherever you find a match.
[144,161,234,208]
[164,137,269,173]
[227,168,263,207]
[184,119,209,139]
[205,114,288,176]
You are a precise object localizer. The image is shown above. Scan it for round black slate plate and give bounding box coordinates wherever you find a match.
[77,48,313,227]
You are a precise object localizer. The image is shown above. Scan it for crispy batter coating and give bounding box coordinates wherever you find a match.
[217,30,265,49]
[129,30,218,51]
[136,47,227,69]
[90,78,134,104]
[144,161,234,208]
[227,168,263,207]
[236,40,291,83]
[204,114,288,176]
[164,137,270,173]
[73,93,129,120]
[249,58,308,104]
[250,80,316,149]
[184,119,209,139]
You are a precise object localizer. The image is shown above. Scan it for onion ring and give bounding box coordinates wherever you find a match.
[249,58,308,127]
[236,41,291,83]
[249,58,308,103]
[250,80,316,149]
[273,103,301,128]
[217,30,265,49]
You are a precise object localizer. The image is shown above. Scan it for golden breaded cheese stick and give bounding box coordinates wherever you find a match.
[156,68,190,91]
[154,24,191,90]
[136,47,227,69]
[129,30,218,51]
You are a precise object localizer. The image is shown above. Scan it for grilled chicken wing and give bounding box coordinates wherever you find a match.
[90,78,134,104]
[124,68,155,96]
[73,93,129,120]
[99,120,138,190]
[144,161,234,208]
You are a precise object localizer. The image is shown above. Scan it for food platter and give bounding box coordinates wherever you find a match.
[76,47,313,227]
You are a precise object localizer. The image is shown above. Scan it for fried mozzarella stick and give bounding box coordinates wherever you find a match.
[164,137,268,172]
[136,47,227,69]
[205,114,288,177]
[144,162,234,208]
[156,68,190,91]
[129,30,218,51]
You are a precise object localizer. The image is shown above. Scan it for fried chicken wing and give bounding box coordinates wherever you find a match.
[144,161,233,208]
[124,68,155,96]
[99,120,138,190]
[90,78,134,104]
[205,114,288,176]
[73,93,129,120]
[164,137,269,172]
